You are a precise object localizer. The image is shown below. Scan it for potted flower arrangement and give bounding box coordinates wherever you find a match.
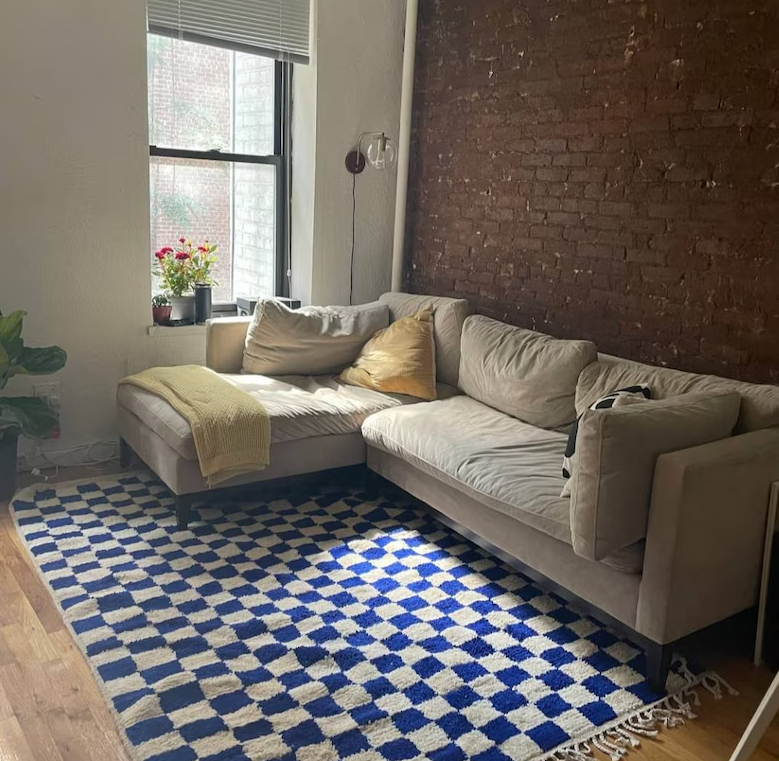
[153,238,218,321]
[151,294,172,324]
[0,309,67,500]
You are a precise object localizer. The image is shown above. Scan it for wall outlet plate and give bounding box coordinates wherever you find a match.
[33,382,61,407]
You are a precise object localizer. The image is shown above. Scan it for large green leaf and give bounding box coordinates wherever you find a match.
[11,346,67,377]
[0,311,25,349]
[0,342,8,391]
[0,396,60,439]
[4,336,22,364]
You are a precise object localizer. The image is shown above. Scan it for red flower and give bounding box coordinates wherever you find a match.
[160,246,174,254]
[154,251,166,260]
[198,246,207,253]
[179,237,186,244]
[176,252,190,261]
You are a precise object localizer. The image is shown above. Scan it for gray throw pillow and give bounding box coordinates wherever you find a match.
[242,299,389,376]
[570,391,741,561]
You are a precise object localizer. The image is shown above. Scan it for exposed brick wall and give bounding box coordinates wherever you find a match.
[406,1,779,383]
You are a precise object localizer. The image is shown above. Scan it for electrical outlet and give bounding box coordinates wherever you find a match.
[34,382,62,408]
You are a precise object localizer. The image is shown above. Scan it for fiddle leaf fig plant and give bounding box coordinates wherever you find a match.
[0,310,67,443]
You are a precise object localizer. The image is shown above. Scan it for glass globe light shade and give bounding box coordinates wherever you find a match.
[367,134,397,171]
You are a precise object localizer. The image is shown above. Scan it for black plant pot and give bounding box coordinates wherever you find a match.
[0,433,18,502]
[195,284,212,324]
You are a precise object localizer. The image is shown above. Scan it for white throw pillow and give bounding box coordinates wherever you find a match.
[242,299,389,376]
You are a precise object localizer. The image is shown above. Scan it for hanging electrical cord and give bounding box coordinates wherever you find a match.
[28,440,119,482]
[350,170,357,305]
[344,133,397,306]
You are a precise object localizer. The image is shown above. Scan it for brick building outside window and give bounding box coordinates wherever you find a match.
[148,35,287,303]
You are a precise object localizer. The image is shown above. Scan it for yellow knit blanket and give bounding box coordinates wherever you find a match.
[121,365,270,488]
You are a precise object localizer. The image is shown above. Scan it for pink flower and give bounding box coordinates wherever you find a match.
[154,251,166,260]
[176,252,190,261]
[160,246,174,254]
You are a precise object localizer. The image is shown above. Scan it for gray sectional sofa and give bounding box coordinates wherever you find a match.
[117,292,779,692]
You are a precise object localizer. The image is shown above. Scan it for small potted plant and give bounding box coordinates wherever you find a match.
[0,309,67,500]
[152,294,172,324]
[153,239,218,322]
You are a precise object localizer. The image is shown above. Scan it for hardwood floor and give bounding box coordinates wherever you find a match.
[1,464,779,761]
[1,464,131,761]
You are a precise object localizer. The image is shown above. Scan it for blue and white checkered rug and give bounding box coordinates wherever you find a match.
[11,472,725,761]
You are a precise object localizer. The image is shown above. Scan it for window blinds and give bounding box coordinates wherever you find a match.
[147,0,311,64]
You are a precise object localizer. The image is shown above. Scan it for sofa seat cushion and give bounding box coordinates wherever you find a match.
[363,396,574,544]
[117,374,430,460]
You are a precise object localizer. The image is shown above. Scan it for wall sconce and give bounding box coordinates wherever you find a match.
[345,132,397,174]
[344,131,397,307]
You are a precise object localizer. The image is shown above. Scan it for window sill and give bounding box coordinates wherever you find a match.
[147,325,206,338]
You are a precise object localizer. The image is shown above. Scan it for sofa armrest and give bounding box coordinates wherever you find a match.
[205,317,252,373]
[636,428,779,644]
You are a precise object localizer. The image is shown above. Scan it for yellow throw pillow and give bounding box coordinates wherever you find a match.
[338,309,437,400]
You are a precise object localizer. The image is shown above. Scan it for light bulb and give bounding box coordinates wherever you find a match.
[367,133,396,171]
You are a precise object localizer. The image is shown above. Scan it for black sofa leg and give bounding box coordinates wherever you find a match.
[175,495,193,530]
[646,642,673,693]
[119,438,133,468]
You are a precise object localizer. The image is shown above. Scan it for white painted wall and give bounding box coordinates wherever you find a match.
[290,2,319,308]
[0,0,405,464]
[291,0,405,307]
[0,0,151,461]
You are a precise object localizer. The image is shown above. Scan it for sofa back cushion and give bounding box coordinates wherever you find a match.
[242,299,389,376]
[458,315,597,429]
[577,354,779,434]
[379,293,471,387]
[570,391,741,561]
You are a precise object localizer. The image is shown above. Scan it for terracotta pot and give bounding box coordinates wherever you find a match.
[152,305,172,324]
[170,295,196,321]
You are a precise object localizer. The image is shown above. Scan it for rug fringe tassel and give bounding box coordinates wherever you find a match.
[534,659,738,761]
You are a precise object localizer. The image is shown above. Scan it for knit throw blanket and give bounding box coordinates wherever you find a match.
[121,365,270,487]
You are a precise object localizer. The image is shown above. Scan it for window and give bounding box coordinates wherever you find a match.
[147,35,290,302]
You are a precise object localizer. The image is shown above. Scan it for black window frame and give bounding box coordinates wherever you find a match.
[149,50,292,303]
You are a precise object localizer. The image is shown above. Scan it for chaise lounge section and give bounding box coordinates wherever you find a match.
[117,293,471,525]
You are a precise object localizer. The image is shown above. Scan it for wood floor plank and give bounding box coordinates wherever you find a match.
[0,680,15,721]
[0,716,37,761]
[0,514,65,635]
[0,662,52,719]
[0,593,29,629]
[14,713,65,761]
[45,707,105,761]
[2,465,779,761]
[1,620,60,666]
